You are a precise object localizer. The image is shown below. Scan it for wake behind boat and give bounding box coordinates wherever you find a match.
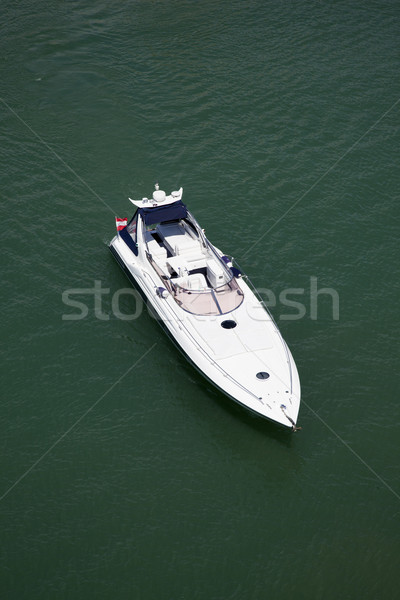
[109,184,301,429]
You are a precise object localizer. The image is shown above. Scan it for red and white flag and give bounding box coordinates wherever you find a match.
[115,217,127,231]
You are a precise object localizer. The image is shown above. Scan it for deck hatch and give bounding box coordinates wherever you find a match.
[256,371,270,380]
[221,320,237,329]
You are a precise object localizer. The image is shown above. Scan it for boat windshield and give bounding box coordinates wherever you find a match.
[172,277,244,316]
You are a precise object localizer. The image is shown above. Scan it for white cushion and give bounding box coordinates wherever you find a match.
[174,273,208,291]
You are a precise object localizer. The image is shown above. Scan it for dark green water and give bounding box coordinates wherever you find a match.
[1,1,399,598]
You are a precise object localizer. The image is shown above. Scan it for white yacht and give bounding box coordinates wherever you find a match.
[109,184,301,429]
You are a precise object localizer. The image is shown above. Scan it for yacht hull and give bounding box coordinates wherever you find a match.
[109,233,301,429]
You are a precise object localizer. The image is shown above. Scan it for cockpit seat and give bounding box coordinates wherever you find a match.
[173,273,208,291]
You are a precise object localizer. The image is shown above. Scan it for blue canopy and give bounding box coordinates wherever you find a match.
[139,200,187,226]
[119,225,138,255]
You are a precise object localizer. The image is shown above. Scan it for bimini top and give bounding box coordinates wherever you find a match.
[139,199,187,226]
